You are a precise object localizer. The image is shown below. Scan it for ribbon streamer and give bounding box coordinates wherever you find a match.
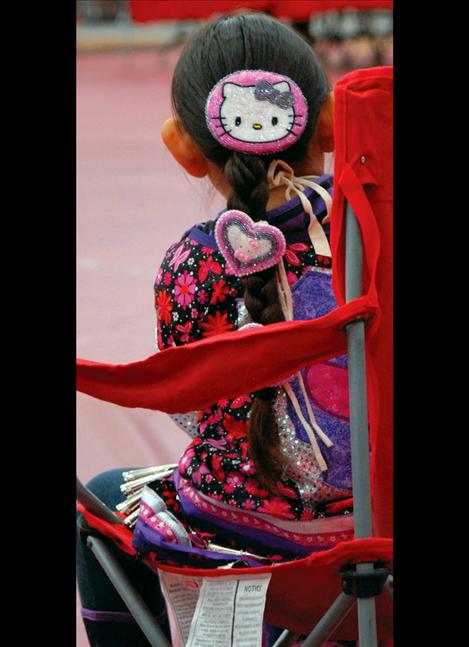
[268,158,334,471]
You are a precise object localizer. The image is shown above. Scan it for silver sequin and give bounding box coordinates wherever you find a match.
[236,298,252,328]
[274,388,336,509]
[170,411,200,439]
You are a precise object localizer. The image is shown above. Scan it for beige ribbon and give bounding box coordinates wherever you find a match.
[268,159,334,471]
[267,159,332,257]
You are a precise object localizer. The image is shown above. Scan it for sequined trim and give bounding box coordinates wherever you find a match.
[170,411,200,439]
[274,388,349,507]
[236,298,252,328]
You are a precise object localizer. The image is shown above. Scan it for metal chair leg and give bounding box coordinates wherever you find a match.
[86,535,170,647]
[301,592,356,647]
[272,629,301,647]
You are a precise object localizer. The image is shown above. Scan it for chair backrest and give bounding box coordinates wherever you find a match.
[330,66,393,538]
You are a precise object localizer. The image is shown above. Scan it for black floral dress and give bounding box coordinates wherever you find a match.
[154,176,340,522]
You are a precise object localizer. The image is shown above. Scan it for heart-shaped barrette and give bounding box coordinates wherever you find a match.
[214,210,286,277]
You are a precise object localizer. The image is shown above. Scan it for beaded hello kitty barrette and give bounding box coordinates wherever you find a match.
[205,70,308,155]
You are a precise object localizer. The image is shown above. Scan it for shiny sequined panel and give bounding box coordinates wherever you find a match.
[274,389,351,507]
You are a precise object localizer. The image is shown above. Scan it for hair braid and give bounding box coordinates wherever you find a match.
[225,152,285,492]
[225,152,269,220]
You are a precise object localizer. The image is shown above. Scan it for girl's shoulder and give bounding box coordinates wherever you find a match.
[179,218,219,252]
[159,218,221,272]
[155,218,238,299]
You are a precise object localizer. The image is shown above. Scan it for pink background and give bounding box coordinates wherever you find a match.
[77,48,226,644]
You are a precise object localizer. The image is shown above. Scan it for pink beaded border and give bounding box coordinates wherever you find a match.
[214,210,286,277]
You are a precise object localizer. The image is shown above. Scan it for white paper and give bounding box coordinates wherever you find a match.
[159,570,272,647]
[159,571,203,647]
[186,574,272,647]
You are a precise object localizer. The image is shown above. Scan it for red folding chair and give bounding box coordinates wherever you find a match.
[77,65,393,646]
[128,1,393,24]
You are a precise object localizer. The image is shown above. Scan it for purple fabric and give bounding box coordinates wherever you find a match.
[182,225,216,248]
[292,267,336,320]
[289,268,352,490]
[132,517,265,567]
[81,609,136,623]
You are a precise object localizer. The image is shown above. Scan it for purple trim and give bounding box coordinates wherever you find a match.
[81,609,136,623]
[133,518,264,567]
[185,226,217,248]
[173,471,330,557]
[266,185,314,219]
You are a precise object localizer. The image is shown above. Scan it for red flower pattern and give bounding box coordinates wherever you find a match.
[284,242,309,266]
[156,290,172,326]
[200,311,233,338]
[210,278,230,305]
[245,479,269,499]
[198,256,222,282]
[257,498,297,519]
[224,416,248,440]
[176,321,193,343]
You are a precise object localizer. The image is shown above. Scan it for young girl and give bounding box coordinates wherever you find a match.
[77,11,354,646]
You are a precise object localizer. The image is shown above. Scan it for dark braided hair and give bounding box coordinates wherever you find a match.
[171,12,329,492]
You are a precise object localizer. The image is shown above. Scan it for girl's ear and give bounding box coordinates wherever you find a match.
[161,117,209,178]
[315,91,334,153]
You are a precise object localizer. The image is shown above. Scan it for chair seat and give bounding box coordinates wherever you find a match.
[78,503,392,640]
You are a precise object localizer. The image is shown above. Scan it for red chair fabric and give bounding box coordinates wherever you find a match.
[129,1,393,23]
[78,503,393,640]
[330,66,393,538]
[76,296,378,414]
[77,66,393,639]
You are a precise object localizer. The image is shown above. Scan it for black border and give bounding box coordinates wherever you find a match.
[394,0,452,642]
[9,0,452,642]
[10,1,77,642]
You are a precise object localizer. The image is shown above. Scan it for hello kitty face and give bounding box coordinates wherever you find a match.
[220,81,296,143]
[206,70,308,155]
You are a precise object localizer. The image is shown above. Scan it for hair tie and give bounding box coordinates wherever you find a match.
[252,386,277,401]
[205,70,308,155]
